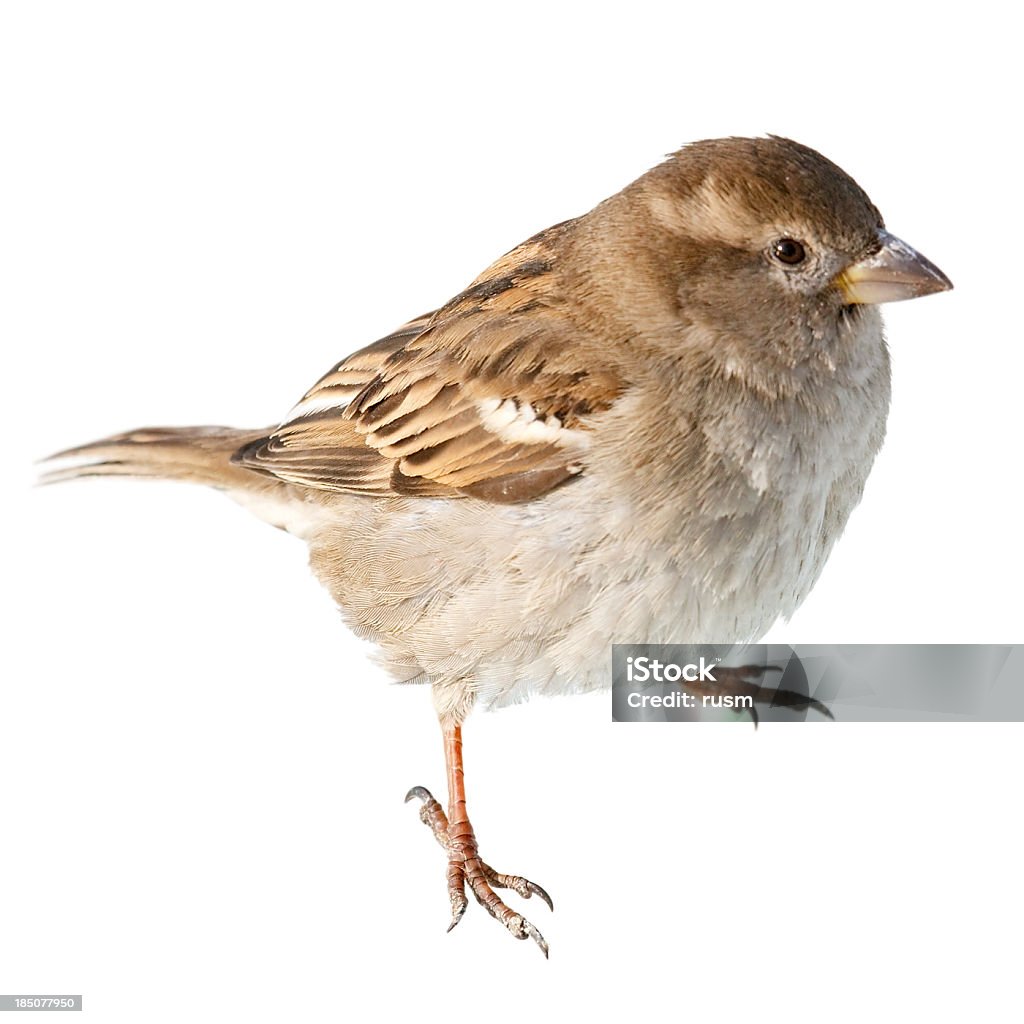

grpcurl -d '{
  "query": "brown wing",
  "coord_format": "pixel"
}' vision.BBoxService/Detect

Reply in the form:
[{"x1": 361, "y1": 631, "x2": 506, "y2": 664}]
[{"x1": 233, "y1": 226, "x2": 625, "y2": 503}]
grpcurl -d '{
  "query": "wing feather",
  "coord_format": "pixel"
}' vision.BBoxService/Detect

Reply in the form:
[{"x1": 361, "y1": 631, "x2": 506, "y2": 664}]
[{"x1": 232, "y1": 225, "x2": 625, "y2": 503}]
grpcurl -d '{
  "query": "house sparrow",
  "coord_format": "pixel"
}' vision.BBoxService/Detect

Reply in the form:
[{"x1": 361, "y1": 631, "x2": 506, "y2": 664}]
[{"x1": 41, "y1": 135, "x2": 952, "y2": 956}]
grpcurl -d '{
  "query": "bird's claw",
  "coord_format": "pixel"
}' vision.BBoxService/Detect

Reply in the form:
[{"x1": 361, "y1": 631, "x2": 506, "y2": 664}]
[
  {"x1": 446, "y1": 870, "x2": 468, "y2": 933},
  {"x1": 514, "y1": 915, "x2": 550, "y2": 958},
  {"x1": 690, "y1": 663, "x2": 833, "y2": 725},
  {"x1": 482, "y1": 863, "x2": 554, "y2": 911},
  {"x1": 406, "y1": 783, "x2": 553, "y2": 956}
]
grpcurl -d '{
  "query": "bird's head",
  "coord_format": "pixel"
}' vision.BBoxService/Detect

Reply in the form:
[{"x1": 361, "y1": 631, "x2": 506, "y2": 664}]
[{"x1": 611, "y1": 135, "x2": 952, "y2": 377}]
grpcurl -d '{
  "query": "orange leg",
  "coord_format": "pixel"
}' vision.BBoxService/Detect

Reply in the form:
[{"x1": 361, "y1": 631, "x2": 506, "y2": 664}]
[{"x1": 406, "y1": 723, "x2": 552, "y2": 956}]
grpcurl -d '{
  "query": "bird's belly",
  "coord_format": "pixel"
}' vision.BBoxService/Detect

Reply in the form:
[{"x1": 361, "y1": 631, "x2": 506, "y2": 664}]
[
  {"x1": 486, "y1": 471, "x2": 842, "y2": 705},
  {"x1": 311, "y1": 458, "x2": 853, "y2": 710}
]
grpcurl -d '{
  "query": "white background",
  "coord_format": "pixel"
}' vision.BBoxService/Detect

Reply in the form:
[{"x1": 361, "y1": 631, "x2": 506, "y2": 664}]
[{"x1": 2, "y1": 2, "x2": 1021, "y2": 1022}]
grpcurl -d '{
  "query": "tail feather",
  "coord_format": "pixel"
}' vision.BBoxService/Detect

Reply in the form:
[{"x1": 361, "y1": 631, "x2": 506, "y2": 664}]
[{"x1": 39, "y1": 426, "x2": 273, "y2": 490}]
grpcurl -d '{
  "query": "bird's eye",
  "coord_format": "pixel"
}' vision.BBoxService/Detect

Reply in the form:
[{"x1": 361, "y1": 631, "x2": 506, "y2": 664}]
[{"x1": 772, "y1": 238, "x2": 807, "y2": 266}]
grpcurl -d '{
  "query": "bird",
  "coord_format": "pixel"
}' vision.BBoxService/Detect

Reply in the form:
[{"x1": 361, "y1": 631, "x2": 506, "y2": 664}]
[{"x1": 40, "y1": 135, "x2": 952, "y2": 957}]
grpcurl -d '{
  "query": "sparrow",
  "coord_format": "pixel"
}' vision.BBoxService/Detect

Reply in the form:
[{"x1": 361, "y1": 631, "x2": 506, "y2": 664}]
[{"x1": 41, "y1": 135, "x2": 952, "y2": 956}]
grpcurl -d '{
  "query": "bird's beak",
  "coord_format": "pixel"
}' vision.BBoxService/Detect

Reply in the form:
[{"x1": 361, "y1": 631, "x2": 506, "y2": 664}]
[{"x1": 836, "y1": 230, "x2": 953, "y2": 304}]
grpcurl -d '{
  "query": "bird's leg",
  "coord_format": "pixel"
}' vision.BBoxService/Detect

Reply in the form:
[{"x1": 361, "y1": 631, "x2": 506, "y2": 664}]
[
  {"x1": 684, "y1": 664, "x2": 833, "y2": 725},
  {"x1": 405, "y1": 722, "x2": 552, "y2": 957}
]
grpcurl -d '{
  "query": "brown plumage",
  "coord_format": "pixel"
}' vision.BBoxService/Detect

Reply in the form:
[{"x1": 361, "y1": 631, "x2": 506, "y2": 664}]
[
  {"x1": 41, "y1": 136, "x2": 952, "y2": 956},
  {"x1": 235, "y1": 223, "x2": 625, "y2": 502}
]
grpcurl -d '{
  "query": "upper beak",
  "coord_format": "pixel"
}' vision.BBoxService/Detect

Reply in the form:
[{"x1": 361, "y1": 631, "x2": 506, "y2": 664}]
[{"x1": 836, "y1": 230, "x2": 953, "y2": 304}]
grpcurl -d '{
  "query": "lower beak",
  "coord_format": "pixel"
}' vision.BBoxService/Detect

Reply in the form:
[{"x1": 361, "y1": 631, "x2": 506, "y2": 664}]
[{"x1": 836, "y1": 230, "x2": 953, "y2": 304}]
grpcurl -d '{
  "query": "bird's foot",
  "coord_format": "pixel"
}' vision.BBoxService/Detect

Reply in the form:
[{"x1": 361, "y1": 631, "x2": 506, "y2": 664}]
[
  {"x1": 404, "y1": 786, "x2": 552, "y2": 957},
  {"x1": 689, "y1": 663, "x2": 834, "y2": 726}
]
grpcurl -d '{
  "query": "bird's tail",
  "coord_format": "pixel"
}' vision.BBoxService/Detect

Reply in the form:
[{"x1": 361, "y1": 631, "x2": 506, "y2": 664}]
[{"x1": 38, "y1": 425, "x2": 272, "y2": 490}]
